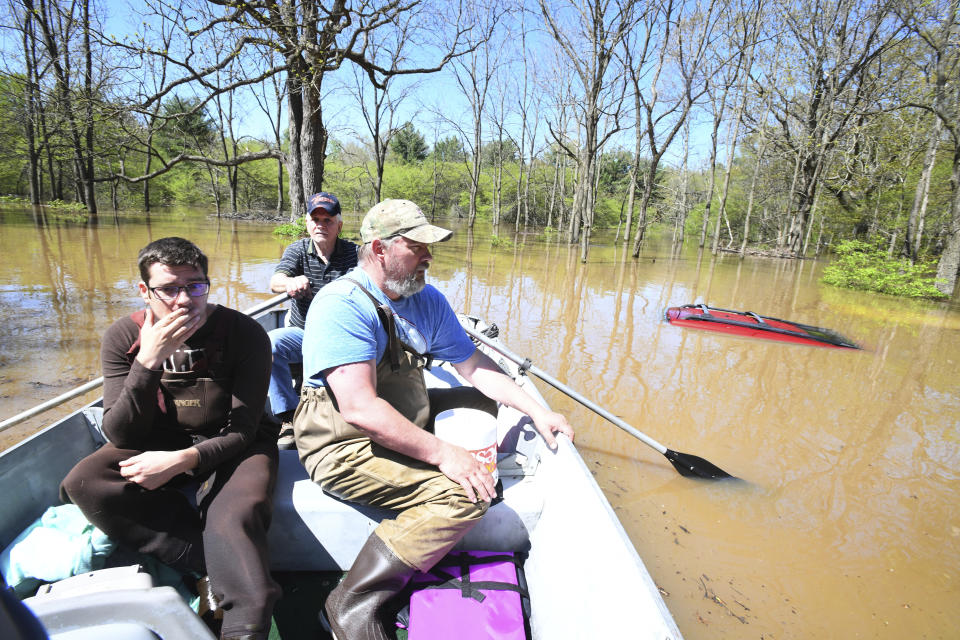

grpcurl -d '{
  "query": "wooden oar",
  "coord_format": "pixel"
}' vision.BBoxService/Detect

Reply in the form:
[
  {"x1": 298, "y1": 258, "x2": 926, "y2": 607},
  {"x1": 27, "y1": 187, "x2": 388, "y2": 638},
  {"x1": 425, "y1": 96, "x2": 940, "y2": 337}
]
[{"x1": 462, "y1": 323, "x2": 738, "y2": 481}]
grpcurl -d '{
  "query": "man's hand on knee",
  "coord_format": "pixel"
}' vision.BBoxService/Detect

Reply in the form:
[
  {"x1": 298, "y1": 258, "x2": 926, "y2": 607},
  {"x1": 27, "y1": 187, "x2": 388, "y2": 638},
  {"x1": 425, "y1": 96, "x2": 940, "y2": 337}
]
[{"x1": 436, "y1": 440, "x2": 496, "y2": 504}]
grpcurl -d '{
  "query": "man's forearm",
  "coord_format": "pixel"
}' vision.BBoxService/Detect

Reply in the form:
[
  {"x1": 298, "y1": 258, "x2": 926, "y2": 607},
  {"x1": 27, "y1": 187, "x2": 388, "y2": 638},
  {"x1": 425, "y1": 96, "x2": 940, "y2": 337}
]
[
  {"x1": 270, "y1": 272, "x2": 291, "y2": 293},
  {"x1": 465, "y1": 364, "x2": 547, "y2": 421}
]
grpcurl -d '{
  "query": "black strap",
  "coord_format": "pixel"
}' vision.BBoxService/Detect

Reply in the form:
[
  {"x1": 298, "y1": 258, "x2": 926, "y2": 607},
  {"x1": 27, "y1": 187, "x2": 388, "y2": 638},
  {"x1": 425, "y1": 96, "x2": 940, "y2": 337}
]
[
  {"x1": 518, "y1": 358, "x2": 533, "y2": 375},
  {"x1": 416, "y1": 553, "x2": 528, "y2": 602}
]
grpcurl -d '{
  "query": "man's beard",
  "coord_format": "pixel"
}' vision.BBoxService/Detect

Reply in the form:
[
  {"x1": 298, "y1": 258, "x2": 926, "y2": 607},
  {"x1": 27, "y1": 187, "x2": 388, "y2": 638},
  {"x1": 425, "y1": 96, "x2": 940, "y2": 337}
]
[{"x1": 385, "y1": 265, "x2": 426, "y2": 298}]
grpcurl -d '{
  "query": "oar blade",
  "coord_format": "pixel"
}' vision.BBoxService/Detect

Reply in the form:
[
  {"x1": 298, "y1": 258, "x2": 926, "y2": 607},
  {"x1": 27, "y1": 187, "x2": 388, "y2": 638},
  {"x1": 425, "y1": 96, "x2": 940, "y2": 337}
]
[{"x1": 664, "y1": 449, "x2": 737, "y2": 481}]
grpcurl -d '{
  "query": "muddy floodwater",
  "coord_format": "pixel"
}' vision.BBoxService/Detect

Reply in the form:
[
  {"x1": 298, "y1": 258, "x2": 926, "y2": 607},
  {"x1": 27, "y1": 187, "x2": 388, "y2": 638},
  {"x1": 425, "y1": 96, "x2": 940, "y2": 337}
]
[{"x1": 2, "y1": 205, "x2": 958, "y2": 639}]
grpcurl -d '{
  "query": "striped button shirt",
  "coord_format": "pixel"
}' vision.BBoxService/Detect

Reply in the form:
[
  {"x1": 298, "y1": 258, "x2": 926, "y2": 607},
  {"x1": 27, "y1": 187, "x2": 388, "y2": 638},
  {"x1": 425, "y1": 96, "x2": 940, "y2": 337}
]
[{"x1": 274, "y1": 237, "x2": 359, "y2": 328}]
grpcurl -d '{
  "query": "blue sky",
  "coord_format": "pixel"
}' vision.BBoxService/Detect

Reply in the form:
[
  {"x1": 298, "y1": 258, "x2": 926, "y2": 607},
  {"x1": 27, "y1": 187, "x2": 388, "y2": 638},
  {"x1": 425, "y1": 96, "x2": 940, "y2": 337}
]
[{"x1": 6, "y1": 0, "x2": 718, "y2": 169}]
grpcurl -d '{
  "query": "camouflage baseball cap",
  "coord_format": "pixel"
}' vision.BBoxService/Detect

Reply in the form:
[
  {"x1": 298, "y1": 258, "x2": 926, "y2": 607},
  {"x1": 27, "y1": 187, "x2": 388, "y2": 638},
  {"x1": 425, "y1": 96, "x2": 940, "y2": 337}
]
[
  {"x1": 360, "y1": 199, "x2": 452, "y2": 244},
  {"x1": 306, "y1": 192, "x2": 341, "y2": 216}
]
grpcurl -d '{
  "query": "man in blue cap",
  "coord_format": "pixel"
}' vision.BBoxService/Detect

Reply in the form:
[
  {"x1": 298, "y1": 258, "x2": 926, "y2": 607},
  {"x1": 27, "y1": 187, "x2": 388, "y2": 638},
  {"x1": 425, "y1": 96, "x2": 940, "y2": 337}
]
[{"x1": 268, "y1": 192, "x2": 358, "y2": 446}]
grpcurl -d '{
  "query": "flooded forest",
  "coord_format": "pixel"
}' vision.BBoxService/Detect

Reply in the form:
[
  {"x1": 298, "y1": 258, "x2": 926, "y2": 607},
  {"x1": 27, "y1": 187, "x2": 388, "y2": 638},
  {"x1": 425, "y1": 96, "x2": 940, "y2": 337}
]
[{"x1": 1, "y1": 1, "x2": 959, "y2": 638}]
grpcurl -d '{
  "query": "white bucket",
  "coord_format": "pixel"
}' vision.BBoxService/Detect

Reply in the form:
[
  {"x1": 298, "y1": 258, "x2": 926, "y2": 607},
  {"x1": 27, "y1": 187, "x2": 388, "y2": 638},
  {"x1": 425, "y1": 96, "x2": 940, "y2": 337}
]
[{"x1": 434, "y1": 408, "x2": 499, "y2": 484}]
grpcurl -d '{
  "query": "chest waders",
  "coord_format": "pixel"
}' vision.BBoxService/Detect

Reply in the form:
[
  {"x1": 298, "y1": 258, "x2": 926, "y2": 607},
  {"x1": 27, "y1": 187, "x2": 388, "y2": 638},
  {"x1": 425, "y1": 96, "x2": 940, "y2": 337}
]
[
  {"x1": 128, "y1": 308, "x2": 239, "y2": 502},
  {"x1": 294, "y1": 278, "x2": 433, "y2": 479},
  {"x1": 305, "y1": 280, "x2": 465, "y2": 640}
]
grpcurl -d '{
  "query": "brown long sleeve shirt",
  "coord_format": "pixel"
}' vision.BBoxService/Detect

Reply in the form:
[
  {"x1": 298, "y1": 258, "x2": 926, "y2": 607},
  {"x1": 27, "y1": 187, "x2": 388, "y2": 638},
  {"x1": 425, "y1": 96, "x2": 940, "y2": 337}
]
[{"x1": 100, "y1": 305, "x2": 272, "y2": 475}]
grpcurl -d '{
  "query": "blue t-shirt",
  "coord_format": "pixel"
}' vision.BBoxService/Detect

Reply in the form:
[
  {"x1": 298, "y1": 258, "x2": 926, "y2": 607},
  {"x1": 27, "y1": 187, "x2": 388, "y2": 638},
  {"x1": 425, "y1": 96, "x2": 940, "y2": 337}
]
[{"x1": 302, "y1": 268, "x2": 476, "y2": 388}]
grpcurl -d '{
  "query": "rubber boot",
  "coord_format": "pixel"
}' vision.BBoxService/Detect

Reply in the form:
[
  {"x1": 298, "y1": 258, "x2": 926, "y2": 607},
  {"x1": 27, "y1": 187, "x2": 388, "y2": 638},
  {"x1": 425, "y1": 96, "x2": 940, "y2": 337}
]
[{"x1": 323, "y1": 533, "x2": 416, "y2": 640}]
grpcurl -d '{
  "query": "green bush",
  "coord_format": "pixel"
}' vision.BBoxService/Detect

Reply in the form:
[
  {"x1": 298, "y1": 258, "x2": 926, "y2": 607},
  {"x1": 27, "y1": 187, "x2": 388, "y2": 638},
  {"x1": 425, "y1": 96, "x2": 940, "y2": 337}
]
[
  {"x1": 47, "y1": 199, "x2": 88, "y2": 211},
  {"x1": 273, "y1": 217, "x2": 307, "y2": 238},
  {"x1": 490, "y1": 234, "x2": 516, "y2": 248},
  {"x1": 821, "y1": 239, "x2": 947, "y2": 299}
]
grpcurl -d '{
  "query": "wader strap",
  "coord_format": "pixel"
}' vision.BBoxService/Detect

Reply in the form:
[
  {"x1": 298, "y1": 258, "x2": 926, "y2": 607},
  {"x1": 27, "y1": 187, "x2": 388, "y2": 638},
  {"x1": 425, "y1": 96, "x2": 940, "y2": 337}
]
[
  {"x1": 342, "y1": 277, "x2": 433, "y2": 372},
  {"x1": 342, "y1": 278, "x2": 404, "y2": 372}
]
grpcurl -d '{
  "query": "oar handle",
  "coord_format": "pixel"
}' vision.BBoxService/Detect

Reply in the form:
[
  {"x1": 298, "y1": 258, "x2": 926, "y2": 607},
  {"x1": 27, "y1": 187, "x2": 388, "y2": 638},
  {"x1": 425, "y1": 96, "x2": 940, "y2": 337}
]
[{"x1": 463, "y1": 325, "x2": 669, "y2": 456}]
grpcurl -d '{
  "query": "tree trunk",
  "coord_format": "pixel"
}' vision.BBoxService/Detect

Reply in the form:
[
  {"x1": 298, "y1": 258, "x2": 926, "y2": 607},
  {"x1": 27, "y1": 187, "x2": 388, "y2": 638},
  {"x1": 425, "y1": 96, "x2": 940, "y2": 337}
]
[
  {"x1": 22, "y1": 8, "x2": 41, "y2": 205},
  {"x1": 904, "y1": 118, "x2": 942, "y2": 263},
  {"x1": 741, "y1": 137, "x2": 767, "y2": 257},
  {"x1": 574, "y1": 142, "x2": 597, "y2": 262},
  {"x1": 567, "y1": 163, "x2": 579, "y2": 243},
  {"x1": 675, "y1": 118, "x2": 691, "y2": 251},
  {"x1": 802, "y1": 183, "x2": 823, "y2": 257},
  {"x1": 285, "y1": 70, "x2": 306, "y2": 221},
  {"x1": 624, "y1": 79, "x2": 644, "y2": 244},
  {"x1": 630, "y1": 165, "x2": 657, "y2": 255},
  {"x1": 276, "y1": 158, "x2": 285, "y2": 216},
  {"x1": 699, "y1": 125, "x2": 721, "y2": 249},
  {"x1": 778, "y1": 154, "x2": 802, "y2": 253},
  {"x1": 712, "y1": 97, "x2": 745, "y2": 254},
  {"x1": 493, "y1": 143, "x2": 503, "y2": 226},
  {"x1": 547, "y1": 152, "x2": 560, "y2": 228},
  {"x1": 557, "y1": 155, "x2": 566, "y2": 233},
  {"x1": 934, "y1": 151, "x2": 960, "y2": 296},
  {"x1": 80, "y1": 0, "x2": 97, "y2": 214},
  {"x1": 468, "y1": 124, "x2": 482, "y2": 226}
]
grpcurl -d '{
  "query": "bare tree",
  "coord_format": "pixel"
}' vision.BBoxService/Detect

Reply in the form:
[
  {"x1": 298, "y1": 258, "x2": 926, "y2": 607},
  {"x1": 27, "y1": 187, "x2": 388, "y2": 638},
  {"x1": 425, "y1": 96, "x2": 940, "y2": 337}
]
[
  {"x1": 740, "y1": 92, "x2": 774, "y2": 257},
  {"x1": 620, "y1": 4, "x2": 657, "y2": 244},
  {"x1": 540, "y1": 0, "x2": 639, "y2": 262},
  {"x1": 441, "y1": 0, "x2": 503, "y2": 226},
  {"x1": 4, "y1": 0, "x2": 44, "y2": 203},
  {"x1": 346, "y1": 17, "x2": 421, "y2": 203},
  {"x1": 903, "y1": 115, "x2": 943, "y2": 263},
  {"x1": 760, "y1": 0, "x2": 906, "y2": 256},
  {"x1": 710, "y1": 0, "x2": 763, "y2": 254},
  {"x1": 907, "y1": 4, "x2": 960, "y2": 295},
  {"x1": 140, "y1": 18, "x2": 174, "y2": 213},
  {"x1": 103, "y1": 0, "x2": 476, "y2": 219},
  {"x1": 485, "y1": 71, "x2": 513, "y2": 227},
  {"x1": 248, "y1": 52, "x2": 288, "y2": 216},
  {"x1": 29, "y1": 0, "x2": 100, "y2": 212},
  {"x1": 631, "y1": 0, "x2": 723, "y2": 257}
]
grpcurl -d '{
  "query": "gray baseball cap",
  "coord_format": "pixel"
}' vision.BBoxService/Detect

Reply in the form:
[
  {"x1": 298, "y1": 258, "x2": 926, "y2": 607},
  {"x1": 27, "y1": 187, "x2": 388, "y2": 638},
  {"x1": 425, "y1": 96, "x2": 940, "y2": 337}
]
[{"x1": 360, "y1": 199, "x2": 453, "y2": 244}]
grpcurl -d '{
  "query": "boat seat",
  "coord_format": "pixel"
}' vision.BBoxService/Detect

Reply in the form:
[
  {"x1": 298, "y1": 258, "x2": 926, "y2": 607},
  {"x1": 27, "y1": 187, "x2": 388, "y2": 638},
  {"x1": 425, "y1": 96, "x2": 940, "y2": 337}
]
[
  {"x1": 22, "y1": 565, "x2": 214, "y2": 640},
  {"x1": 266, "y1": 361, "x2": 548, "y2": 571},
  {"x1": 267, "y1": 445, "x2": 544, "y2": 571}
]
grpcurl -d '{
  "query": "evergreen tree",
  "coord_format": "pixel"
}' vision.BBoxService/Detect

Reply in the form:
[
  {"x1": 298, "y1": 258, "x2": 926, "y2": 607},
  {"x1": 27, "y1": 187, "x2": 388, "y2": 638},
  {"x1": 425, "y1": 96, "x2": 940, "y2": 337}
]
[{"x1": 391, "y1": 122, "x2": 428, "y2": 164}]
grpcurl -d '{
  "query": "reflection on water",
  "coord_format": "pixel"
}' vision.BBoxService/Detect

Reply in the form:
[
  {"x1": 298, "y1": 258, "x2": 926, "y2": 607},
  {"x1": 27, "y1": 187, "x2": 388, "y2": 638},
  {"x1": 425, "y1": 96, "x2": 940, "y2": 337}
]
[{"x1": 1, "y1": 205, "x2": 958, "y2": 639}]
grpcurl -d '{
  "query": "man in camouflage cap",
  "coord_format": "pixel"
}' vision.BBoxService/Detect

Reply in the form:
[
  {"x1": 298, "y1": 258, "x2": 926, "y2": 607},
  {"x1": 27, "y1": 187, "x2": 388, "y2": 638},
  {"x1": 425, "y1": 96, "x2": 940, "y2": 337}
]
[
  {"x1": 359, "y1": 198, "x2": 453, "y2": 244},
  {"x1": 294, "y1": 199, "x2": 574, "y2": 639}
]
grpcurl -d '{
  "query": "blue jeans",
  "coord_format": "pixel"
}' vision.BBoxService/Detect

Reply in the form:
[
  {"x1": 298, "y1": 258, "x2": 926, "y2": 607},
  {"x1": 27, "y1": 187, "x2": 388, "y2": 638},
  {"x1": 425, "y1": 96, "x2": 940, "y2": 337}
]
[{"x1": 268, "y1": 326, "x2": 303, "y2": 417}]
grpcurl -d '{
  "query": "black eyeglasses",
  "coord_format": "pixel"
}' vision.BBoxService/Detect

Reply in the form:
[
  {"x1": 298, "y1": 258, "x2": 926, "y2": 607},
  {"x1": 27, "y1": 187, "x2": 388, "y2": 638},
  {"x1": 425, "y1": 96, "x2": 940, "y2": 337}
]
[{"x1": 148, "y1": 281, "x2": 210, "y2": 301}]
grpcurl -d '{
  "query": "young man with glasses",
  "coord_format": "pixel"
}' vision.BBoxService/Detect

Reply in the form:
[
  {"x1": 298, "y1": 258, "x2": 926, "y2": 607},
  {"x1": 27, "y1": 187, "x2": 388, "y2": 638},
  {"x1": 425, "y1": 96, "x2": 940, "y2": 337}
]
[{"x1": 60, "y1": 237, "x2": 281, "y2": 640}]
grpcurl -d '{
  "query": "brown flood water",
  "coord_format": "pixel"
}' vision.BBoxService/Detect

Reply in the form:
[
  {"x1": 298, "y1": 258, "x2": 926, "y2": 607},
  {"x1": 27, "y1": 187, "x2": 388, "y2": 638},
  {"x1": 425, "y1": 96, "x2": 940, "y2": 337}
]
[{"x1": 2, "y1": 205, "x2": 959, "y2": 639}]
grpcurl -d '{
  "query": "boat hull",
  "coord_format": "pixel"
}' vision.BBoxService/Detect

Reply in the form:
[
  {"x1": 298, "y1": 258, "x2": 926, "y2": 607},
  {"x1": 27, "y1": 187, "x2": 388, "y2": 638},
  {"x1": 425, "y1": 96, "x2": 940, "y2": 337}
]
[{"x1": 665, "y1": 304, "x2": 860, "y2": 349}]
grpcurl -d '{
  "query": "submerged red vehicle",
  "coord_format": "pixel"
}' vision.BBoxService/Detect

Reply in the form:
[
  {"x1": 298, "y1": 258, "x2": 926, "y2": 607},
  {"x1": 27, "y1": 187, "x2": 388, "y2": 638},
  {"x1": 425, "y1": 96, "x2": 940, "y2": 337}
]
[{"x1": 664, "y1": 304, "x2": 861, "y2": 349}]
